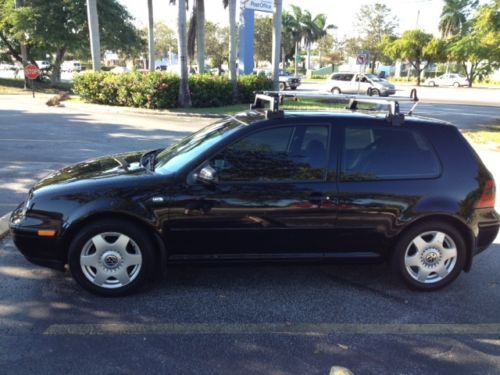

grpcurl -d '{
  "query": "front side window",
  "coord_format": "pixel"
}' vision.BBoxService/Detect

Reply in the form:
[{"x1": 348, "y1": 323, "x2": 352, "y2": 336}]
[
  {"x1": 210, "y1": 125, "x2": 329, "y2": 182},
  {"x1": 341, "y1": 126, "x2": 441, "y2": 181}
]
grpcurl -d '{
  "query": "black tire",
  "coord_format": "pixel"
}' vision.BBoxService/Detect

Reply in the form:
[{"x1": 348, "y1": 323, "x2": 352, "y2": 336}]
[
  {"x1": 368, "y1": 88, "x2": 380, "y2": 96},
  {"x1": 453, "y1": 82, "x2": 460, "y2": 88},
  {"x1": 68, "y1": 219, "x2": 155, "y2": 296},
  {"x1": 331, "y1": 87, "x2": 341, "y2": 94},
  {"x1": 279, "y1": 82, "x2": 286, "y2": 91},
  {"x1": 391, "y1": 221, "x2": 466, "y2": 291},
  {"x1": 291, "y1": 86, "x2": 297, "y2": 90},
  {"x1": 428, "y1": 81, "x2": 435, "y2": 87}
]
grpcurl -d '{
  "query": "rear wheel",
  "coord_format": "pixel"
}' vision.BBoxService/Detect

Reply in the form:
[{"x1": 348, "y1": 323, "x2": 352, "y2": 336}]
[
  {"x1": 392, "y1": 221, "x2": 466, "y2": 291},
  {"x1": 331, "y1": 87, "x2": 341, "y2": 94},
  {"x1": 68, "y1": 219, "x2": 155, "y2": 296},
  {"x1": 428, "y1": 81, "x2": 436, "y2": 87},
  {"x1": 453, "y1": 82, "x2": 460, "y2": 88}
]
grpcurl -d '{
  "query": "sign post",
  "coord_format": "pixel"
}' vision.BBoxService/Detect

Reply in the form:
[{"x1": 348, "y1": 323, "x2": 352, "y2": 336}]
[
  {"x1": 24, "y1": 64, "x2": 40, "y2": 98},
  {"x1": 356, "y1": 52, "x2": 369, "y2": 94}
]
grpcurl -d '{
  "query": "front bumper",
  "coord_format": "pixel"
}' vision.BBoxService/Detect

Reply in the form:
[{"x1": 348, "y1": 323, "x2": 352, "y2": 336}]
[{"x1": 9, "y1": 204, "x2": 66, "y2": 271}]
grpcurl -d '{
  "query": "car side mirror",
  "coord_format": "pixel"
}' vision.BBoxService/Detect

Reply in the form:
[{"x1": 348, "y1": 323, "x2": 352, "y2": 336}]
[{"x1": 197, "y1": 165, "x2": 219, "y2": 185}]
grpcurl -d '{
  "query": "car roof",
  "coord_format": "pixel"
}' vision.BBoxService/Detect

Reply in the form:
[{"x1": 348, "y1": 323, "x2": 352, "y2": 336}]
[{"x1": 235, "y1": 110, "x2": 453, "y2": 128}]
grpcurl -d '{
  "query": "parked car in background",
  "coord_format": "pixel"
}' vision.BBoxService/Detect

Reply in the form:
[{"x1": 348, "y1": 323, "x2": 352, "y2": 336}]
[
  {"x1": 36, "y1": 60, "x2": 51, "y2": 71},
  {"x1": 324, "y1": 72, "x2": 396, "y2": 96},
  {"x1": 61, "y1": 60, "x2": 82, "y2": 72},
  {"x1": 425, "y1": 74, "x2": 469, "y2": 87},
  {"x1": 0, "y1": 62, "x2": 15, "y2": 70},
  {"x1": 254, "y1": 69, "x2": 301, "y2": 90},
  {"x1": 155, "y1": 65, "x2": 168, "y2": 71},
  {"x1": 110, "y1": 66, "x2": 130, "y2": 74}
]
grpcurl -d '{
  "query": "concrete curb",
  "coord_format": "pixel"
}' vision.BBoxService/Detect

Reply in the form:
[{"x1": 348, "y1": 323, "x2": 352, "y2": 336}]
[
  {"x1": 0, "y1": 213, "x2": 10, "y2": 240},
  {"x1": 64, "y1": 99, "x2": 227, "y2": 119}
]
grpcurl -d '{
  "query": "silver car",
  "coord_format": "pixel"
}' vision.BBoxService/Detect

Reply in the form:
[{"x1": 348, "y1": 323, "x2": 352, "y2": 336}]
[
  {"x1": 324, "y1": 72, "x2": 396, "y2": 96},
  {"x1": 425, "y1": 74, "x2": 469, "y2": 87}
]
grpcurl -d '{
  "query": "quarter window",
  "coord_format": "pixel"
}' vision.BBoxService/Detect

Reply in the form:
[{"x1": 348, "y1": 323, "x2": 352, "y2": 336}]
[
  {"x1": 341, "y1": 126, "x2": 441, "y2": 181},
  {"x1": 211, "y1": 125, "x2": 329, "y2": 182}
]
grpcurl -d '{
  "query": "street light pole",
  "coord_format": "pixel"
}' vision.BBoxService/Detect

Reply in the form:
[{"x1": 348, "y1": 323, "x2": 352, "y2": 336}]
[
  {"x1": 272, "y1": 0, "x2": 283, "y2": 91},
  {"x1": 86, "y1": 0, "x2": 101, "y2": 71}
]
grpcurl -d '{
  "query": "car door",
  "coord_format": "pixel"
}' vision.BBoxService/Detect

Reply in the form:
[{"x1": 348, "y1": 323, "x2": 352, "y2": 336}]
[
  {"x1": 165, "y1": 123, "x2": 338, "y2": 258},
  {"x1": 335, "y1": 121, "x2": 442, "y2": 256}
]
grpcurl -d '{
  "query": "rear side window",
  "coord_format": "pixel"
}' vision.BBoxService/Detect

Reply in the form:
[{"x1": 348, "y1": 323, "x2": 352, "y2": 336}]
[{"x1": 341, "y1": 126, "x2": 441, "y2": 181}]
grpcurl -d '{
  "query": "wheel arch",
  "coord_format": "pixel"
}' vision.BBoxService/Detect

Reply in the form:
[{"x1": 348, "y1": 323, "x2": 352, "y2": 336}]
[
  {"x1": 62, "y1": 212, "x2": 167, "y2": 279},
  {"x1": 394, "y1": 214, "x2": 475, "y2": 272}
]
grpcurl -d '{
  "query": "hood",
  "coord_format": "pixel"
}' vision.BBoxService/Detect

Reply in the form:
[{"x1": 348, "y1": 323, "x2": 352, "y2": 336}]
[{"x1": 32, "y1": 151, "x2": 150, "y2": 193}]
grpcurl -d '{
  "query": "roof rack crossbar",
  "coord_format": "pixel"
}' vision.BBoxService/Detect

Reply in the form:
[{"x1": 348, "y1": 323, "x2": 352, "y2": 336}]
[{"x1": 251, "y1": 90, "x2": 419, "y2": 125}]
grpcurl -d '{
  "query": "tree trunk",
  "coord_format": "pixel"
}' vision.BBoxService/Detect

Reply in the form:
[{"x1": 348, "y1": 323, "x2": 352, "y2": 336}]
[
  {"x1": 147, "y1": 0, "x2": 155, "y2": 71},
  {"x1": 50, "y1": 47, "x2": 66, "y2": 84},
  {"x1": 196, "y1": 0, "x2": 205, "y2": 74},
  {"x1": 306, "y1": 43, "x2": 311, "y2": 71},
  {"x1": 415, "y1": 58, "x2": 421, "y2": 86},
  {"x1": 228, "y1": 0, "x2": 237, "y2": 102},
  {"x1": 294, "y1": 40, "x2": 299, "y2": 76},
  {"x1": 177, "y1": 0, "x2": 192, "y2": 107},
  {"x1": 271, "y1": 0, "x2": 282, "y2": 91},
  {"x1": 86, "y1": 0, "x2": 101, "y2": 71}
]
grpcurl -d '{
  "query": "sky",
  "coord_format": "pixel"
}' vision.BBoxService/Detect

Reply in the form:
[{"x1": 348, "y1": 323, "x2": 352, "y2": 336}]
[{"x1": 118, "y1": 0, "x2": 445, "y2": 38}]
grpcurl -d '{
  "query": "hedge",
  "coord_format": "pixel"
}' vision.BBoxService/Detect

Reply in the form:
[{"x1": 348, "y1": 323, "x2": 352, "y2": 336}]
[{"x1": 73, "y1": 71, "x2": 272, "y2": 109}]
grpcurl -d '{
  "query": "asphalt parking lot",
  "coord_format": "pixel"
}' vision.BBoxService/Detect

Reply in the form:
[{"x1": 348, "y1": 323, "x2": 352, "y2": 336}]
[{"x1": 0, "y1": 91, "x2": 499, "y2": 374}]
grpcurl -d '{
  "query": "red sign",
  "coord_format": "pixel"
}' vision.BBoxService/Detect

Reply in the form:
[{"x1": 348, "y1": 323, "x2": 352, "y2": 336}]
[{"x1": 24, "y1": 64, "x2": 40, "y2": 80}]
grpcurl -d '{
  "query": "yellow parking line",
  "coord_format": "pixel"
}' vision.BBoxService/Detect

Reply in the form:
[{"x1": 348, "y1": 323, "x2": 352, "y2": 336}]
[{"x1": 44, "y1": 323, "x2": 500, "y2": 336}]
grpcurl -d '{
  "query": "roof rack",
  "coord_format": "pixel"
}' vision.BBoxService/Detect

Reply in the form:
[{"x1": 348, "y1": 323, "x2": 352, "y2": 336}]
[{"x1": 250, "y1": 89, "x2": 419, "y2": 126}]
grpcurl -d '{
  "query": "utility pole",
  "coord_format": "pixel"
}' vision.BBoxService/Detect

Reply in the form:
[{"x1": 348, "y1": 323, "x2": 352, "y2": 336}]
[
  {"x1": 272, "y1": 0, "x2": 283, "y2": 91},
  {"x1": 86, "y1": 0, "x2": 101, "y2": 71},
  {"x1": 415, "y1": 9, "x2": 420, "y2": 29},
  {"x1": 14, "y1": 0, "x2": 28, "y2": 89}
]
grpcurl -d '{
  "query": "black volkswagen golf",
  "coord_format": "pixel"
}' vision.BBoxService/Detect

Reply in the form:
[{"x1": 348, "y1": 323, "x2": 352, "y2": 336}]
[{"x1": 9, "y1": 95, "x2": 499, "y2": 295}]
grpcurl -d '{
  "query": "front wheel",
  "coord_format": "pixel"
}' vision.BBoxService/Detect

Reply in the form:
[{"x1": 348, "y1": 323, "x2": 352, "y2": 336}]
[
  {"x1": 68, "y1": 219, "x2": 155, "y2": 296},
  {"x1": 391, "y1": 221, "x2": 466, "y2": 291},
  {"x1": 331, "y1": 87, "x2": 341, "y2": 94},
  {"x1": 453, "y1": 82, "x2": 460, "y2": 88},
  {"x1": 428, "y1": 81, "x2": 435, "y2": 87},
  {"x1": 279, "y1": 82, "x2": 286, "y2": 91}
]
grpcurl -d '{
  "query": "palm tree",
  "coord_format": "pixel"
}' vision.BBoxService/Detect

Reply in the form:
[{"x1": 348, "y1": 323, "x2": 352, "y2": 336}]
[
  {"x1": 170, "y1": 0, "x2": 191, "y2": 107},
  {"x1": 223, "y1": 0, "x2": 237, "y2": 101},
  {"x1": 147, "y1": 0, "x2": 155, "y2": 71},
  {"x1": 286, "y1": 5, "x2": 305, "y2": 75},
  {"x1": 303, "y1": 13, "x2": 335, "y2": 70},
  {"x1": 439, "y1": 0, "x2": 475, "y2": 38},
  {"x1": 187, "y1": 0, "x2": 205, "y2": 73}
]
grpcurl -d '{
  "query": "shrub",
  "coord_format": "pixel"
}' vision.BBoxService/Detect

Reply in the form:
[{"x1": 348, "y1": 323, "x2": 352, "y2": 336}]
[
  {"x1": 237, "y1": 74, "x2": 273, "y2": 103},
  {"x1": 189, "y1": 74, "x2": 232, "y2": 107},
  {"x1": 73, "y1": 71, "x2": 273, "y2": 109}
]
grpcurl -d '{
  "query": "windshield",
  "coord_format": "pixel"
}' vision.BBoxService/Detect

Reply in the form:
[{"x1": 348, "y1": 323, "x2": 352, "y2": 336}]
[
  {"x1": 154, "y1": 118, "x2": 245, "y2": 175},
  {"x1": 365, "y1": 74, "x2": 382, "y2": 82}
]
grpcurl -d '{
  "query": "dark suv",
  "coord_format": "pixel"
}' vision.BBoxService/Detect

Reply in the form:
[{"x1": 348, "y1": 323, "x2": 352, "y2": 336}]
[{"x1": 9, "y1": 94, "x2": 499, "y2": 296}]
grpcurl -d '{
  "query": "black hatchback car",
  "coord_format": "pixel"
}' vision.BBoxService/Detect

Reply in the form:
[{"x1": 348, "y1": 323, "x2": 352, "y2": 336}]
[{"x1": 10, "y1": 94, "x2": 499, "y2": 295}]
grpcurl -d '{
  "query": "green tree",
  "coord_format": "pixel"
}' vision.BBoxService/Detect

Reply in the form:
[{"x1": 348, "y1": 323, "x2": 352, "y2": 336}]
[
  {"x1": 439, "y1": 0, "x2": 477, "y2": 38},
  {"x1": 205, "y1": 21, "x2": 228, "y2": 74},
  {"x1": 384, "y1": 30, "x2": 446, "y2": 86},
  {"x1": 350, "y1": 3, "x2": 398, "y2": 73},
  {"x1": 254, "y1": 15, "x2": 272, "y2": 63},
  {"x1": 150, "y1": 22, "x2": 177, "y2": 59},
  {"x1": 0, "y1": 0, "x2": 143, "y2": 83},
  {"x1": 448, "y1": 1, "x2": 500, "y2": 86}
]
